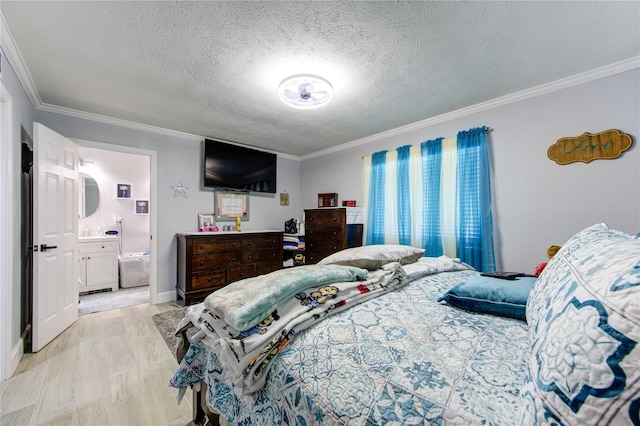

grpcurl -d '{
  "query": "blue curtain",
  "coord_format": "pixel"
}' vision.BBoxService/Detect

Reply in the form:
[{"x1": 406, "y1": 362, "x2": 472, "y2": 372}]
[
  {"x1": 456, "y1": 127, "x2": 495, "y2": 271},
  {"x1": 366, "y1": 150, "x2": 387, "y2": 244},
  {"x1": 396, "y1": 145, "x2": 412, "y2": 245},
  {"x1": 421, "y1": 138, "x2": 443, "y2": 257},
  {"x1": 363, "y1": 127, "x2": 496, "y2": 272}
]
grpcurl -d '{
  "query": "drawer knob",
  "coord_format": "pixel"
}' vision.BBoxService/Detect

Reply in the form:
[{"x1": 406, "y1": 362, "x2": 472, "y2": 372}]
[
  {"x1": 199, "y1": 245, "x2": 204, "y2": 250},
  {"x1": 199, "y1": 261, "x2": 204, "y2": 266},
  {"x1": 332, "y1": 217, "x2": 337, "y2": 222},
  {"x1": 248, "y1": 242, "x2": 252, "y2": 246},
  {"x1": 207, "y1": 277, "x2": 212, "y2": 282},
  {"x1": 248, "y1": 255, "x2": 252, "y2": 260}
]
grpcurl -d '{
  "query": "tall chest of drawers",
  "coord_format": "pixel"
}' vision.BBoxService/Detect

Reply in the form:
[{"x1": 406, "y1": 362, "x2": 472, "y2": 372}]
[
  {"x1": 176, "y1": 231, "x2": 283, "y2": 305},
  {"x1": 304, "y1": 208, "x2": 363, "y2": 264}
]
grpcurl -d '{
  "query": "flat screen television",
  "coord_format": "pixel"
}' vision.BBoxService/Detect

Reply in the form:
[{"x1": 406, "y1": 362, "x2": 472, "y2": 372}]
[{"x1": 203, "y1": 138, "x2": 277, "y2": 193}]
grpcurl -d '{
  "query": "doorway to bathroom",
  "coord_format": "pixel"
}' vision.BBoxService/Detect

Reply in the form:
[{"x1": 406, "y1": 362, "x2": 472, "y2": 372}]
[{"x1": 77, "y1": 142, "x2": 154, "y2": 315}]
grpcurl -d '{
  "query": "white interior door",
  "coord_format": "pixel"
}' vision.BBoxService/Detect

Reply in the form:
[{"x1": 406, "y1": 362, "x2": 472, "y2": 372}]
[{"x1": 32, "y1": 123, "x2": 79, "y2": 352}]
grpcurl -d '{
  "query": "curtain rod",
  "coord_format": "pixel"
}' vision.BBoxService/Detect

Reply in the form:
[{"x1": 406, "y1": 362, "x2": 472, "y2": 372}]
[{"x1": 362, "y1": 126, "x2": 492, "y2": 159}]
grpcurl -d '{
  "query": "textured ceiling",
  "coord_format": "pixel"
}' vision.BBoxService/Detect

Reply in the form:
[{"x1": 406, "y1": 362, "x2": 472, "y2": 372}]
[{"x1": 2, "y1": 1, "x2": 639, "y2": 156}]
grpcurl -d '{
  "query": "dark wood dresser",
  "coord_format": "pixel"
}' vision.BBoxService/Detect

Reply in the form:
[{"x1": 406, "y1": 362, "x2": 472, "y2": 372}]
[
  {"x1": 176, "y1": 231, "x2": 283, "y2": 305},
  {"x1": 304, "y1": 208, "x2": 363, "y2": 264}
]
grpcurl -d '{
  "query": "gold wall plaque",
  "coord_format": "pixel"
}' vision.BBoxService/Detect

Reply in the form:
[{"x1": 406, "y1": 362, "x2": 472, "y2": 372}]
[{"x1": 548, "y1": 129, "x2": 633, "y2": 165}]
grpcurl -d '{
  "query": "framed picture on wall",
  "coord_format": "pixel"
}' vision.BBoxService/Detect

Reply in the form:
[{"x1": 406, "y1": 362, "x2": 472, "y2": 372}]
[
  {"x1": 117, "y1": 183, "x2": 131, "y2": 198},
  {"x1": 135, "y1": 200, "x2": 149, "y2": 215},
  {"x1": 214, "y1": 190, "x2": 249, "y2": 221}
]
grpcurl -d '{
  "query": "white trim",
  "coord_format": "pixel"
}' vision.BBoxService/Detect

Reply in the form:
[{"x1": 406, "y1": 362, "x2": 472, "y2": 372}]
[
  {"x1": 71, "y1": 139, "x2": 162, "y2": 305},
  {"x1": 301, "y1": 56, "x2": 640, "y2": 160},
  {"x1": 1, "y1": 80, "x2": 17, "y2": 381},
  {"x1": 155, "y1": 290, "x2": 176, "y2": 305},
  {"x1": 0, "y1": 12, "x2": 41, "y2": 107}
]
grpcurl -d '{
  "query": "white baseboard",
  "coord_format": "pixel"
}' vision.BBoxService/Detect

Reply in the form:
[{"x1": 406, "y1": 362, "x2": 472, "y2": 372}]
[
  {"x1": 154, "y1": 290, "x2": 176, "y2": 305},
  {"x1": 8, "y1": 337, "x2": 24, "y2": 379}
]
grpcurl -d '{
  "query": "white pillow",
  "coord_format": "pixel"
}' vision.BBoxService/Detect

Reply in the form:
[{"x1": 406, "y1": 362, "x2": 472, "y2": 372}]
[{"x1": 318, "y1": 244, "x2": 425, "y2": 270}]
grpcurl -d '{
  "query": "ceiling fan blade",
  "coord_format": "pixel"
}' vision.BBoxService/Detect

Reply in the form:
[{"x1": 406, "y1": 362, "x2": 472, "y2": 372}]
[{"x1": 284, "y1": 88, "x2": 301, "y2": 100}]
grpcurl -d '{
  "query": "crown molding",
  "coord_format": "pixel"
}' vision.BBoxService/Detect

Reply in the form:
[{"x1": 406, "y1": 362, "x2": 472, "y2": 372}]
[
  {"x1": 1, "y1": 12, "x2": 41, "y2": 107},
  {"x1": 301, "y1": 56, "x2": 640, "y2": 160}
]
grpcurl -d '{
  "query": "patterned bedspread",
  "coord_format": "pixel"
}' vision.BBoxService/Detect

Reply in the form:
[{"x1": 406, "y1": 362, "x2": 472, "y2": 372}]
[{"x1": 172, "y1": 266, "x2": 530, "y2": 425}]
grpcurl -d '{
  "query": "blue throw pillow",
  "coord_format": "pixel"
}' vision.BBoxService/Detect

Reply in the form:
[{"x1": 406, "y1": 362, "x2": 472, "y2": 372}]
[{"x1": 438, "y1": 275, "x2": 537, "y2": 320}]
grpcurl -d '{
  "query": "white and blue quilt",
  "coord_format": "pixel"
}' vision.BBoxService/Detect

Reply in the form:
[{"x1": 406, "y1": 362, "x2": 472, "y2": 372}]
[{"x1": 171, "y1": 257, "x2": 531, "y2": 424}]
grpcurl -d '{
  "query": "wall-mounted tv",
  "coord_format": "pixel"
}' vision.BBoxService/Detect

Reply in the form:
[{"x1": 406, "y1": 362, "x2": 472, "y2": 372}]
[{"x1": 203, "y1": 138, "x2": 277, "y2": 193}]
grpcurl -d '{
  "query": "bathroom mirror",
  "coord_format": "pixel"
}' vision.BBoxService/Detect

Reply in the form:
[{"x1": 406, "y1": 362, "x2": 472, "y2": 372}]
[{"x1": 80, "y1": 173, "x2": 99, "y2": 218}]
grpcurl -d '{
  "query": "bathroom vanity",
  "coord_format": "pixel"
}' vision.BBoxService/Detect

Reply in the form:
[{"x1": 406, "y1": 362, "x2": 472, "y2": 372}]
[{"x1": 78, "y1": 236, "x2": 119, "y2": 293}]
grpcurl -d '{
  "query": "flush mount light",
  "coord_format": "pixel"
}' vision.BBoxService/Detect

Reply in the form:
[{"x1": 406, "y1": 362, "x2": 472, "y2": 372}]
[{"x1": 277, "y1": 74, "x2": 333, "y2": 109}]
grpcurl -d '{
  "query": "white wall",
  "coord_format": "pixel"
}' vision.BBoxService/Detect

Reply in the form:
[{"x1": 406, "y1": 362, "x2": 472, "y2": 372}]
[
  {"x1": 300, "y1": 69, "x2": 640, "y2": 273},
  {"x1": 78, "y1": 147, "x2": 150, "y2": 254}
]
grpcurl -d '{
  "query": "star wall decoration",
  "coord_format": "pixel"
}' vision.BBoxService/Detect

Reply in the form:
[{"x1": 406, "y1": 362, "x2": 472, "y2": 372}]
[{"x1": 171, "y1": 180, "x2": 190, "y2": 198}]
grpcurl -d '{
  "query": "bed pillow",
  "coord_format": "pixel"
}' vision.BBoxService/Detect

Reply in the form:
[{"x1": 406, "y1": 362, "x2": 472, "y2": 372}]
[
  {"x1": 437, "y1": 275, "x2": 536, "y2": 320},
  {"x1": 318, "y1": 244, "x2": 425, "y2": 270},
  {"x1": 519, "y1": 223, "x2": 640, "y2": 425}
]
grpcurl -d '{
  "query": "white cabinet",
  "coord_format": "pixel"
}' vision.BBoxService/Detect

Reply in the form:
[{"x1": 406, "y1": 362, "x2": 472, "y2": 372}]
[{"x1": 78, "y1": 237, "x2": 119, "y2": 293}]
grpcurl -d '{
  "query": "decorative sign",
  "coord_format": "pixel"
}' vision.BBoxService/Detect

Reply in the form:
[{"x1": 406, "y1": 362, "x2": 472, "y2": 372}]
[
  {"x1": 214, "y1": 191, "x2": 249, "y2": 221},
  {"x1": 547, "y1": 129, "x2": 633, "y2": 165}
]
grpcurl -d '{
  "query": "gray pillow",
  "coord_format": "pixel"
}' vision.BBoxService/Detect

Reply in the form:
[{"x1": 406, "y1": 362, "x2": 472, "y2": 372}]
[{"x1": 318, "y1": 244, "x2": 425, "y2": 270}]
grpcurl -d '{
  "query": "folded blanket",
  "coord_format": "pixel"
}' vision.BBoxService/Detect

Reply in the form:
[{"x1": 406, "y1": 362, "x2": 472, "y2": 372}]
[
  {"x1": 192, "y1": 262, "x2": 406, "y2": 394},
  {"x1": 204, "y1": 264, "x2": 367, "y2": 332}
]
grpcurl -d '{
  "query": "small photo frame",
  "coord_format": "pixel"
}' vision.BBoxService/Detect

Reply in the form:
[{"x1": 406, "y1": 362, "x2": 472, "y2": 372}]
[
  {"x1": 135, "y1": 200, "x2": 149, "y2": 215},
  {"x1": 198, "y1": 213, "x2": 216, "y2": 231},
  {"x1": 280, "y1": 192, "x2": 289, "y2": 206},
  {"x1": 214, "y1": 190, "x2": 249, "y2": 221},
  {"x1": 318, "y1": 193, "x2": 338, "y2": 207},
  {"x1": 117, "y1": 183, "x2": 131, "y2": 198}
]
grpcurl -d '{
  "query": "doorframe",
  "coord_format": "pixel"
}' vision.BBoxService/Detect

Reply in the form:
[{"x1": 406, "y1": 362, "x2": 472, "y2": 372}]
[
  {"x1": 1, "y1": 80, "x2": 17, "y2": 381},
  {"x1": 72, "y1": 139, "x2": 159, "y2": 304}
]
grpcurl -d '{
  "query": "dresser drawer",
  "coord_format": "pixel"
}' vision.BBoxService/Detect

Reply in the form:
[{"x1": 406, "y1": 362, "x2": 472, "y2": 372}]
[
  {"x1": 192, "y1": 237, "x2": 241, "y2": 254},
  {"x1": 256, "y1": 261, "x2": 281, "y2": 276},
  {"x1": 306, "y1": 233, "x2": 344, "y2": 252},
  {"x1": 192, "y1": 252, "x2": 241, "y2": 272},
  {"x1": 242, "y1": 249, "x2": 281, "y2": 264},
  {"x1": 305, "y1": 209, "x2": 345, "y2": 227},
  {"x1": 243, "y1": 234, "x2": 282, "y2": 250},
  {"x1": 306, "y1": 228, "x2": 343, "y2": 240},
  {"x1": 192, "y1": 270, "x2": 226, "y2": 290},
  {"x1": 227, "y1": 265, "x2": 257, "y2": 283}
]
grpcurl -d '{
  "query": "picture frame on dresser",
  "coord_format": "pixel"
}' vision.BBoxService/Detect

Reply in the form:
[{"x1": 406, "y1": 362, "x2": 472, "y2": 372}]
[
  {"x1": 198, "y1": 213, "x2": 215, "y2": 231},
  {"x1": 317, "y1": 193, "x2": 338, "y2": 207},
  {"x1": 214, "y1": 190, "x2": 249, "y2": 221}
]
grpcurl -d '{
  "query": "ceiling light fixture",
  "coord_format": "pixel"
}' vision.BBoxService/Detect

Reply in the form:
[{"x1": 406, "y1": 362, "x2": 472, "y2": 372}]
[{"x1": 277, "y1": 74, "x2": 333, "y2": 109}]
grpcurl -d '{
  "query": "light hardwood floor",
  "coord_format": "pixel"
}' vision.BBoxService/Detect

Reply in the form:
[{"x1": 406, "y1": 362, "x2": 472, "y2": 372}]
[{"x1": 0, "y1": 302, "x2": 194, "y2": 426}]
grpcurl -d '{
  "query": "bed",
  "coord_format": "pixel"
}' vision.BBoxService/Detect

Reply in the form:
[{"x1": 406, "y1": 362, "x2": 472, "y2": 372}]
[{"x1": 170, "y1": 223, "x2": 640, "y2": 425}]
